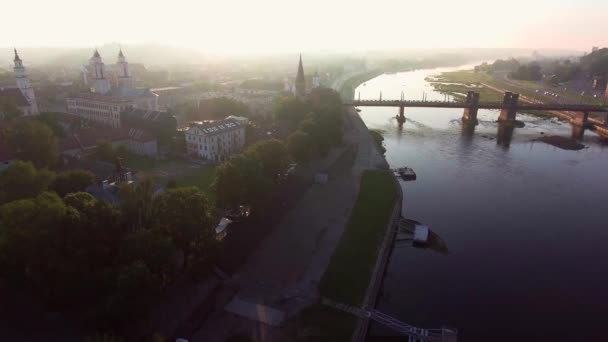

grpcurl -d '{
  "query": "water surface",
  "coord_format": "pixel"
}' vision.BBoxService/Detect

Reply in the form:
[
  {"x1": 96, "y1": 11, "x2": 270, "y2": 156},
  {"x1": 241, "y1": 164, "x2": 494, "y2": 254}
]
[{"x1": 357, "y1": 67, "x2": 608, "y2": 341}]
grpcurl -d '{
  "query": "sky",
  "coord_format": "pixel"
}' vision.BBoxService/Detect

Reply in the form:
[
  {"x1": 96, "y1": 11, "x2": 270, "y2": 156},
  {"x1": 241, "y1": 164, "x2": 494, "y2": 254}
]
[{"x1": 2, "y1": 0, "x2": 607, "y2": 54}]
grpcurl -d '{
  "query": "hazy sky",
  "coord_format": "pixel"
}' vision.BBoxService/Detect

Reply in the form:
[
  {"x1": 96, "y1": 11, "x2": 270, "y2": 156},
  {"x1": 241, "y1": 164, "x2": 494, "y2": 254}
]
[{"x1": 3, "y1": 0, "x2": 606, "y2": 54}]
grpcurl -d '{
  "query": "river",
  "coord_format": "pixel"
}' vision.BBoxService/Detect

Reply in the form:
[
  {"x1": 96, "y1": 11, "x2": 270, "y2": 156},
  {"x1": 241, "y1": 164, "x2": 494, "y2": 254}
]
[{"x1": 355, "y1": 66, "x2": 608, "y2": 341}]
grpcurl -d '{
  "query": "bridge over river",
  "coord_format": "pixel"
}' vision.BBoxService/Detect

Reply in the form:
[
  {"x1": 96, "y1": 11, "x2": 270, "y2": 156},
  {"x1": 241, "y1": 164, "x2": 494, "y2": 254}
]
[{"x1": 345, "y1": 91, "x2": 608, "y2": 133}]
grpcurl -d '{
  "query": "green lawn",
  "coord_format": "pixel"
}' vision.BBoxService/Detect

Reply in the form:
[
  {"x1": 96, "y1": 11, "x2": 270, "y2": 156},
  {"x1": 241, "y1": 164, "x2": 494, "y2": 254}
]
[
  {"x1": 121, "y1": 154, "x2": 163, "y2": 171},
  {"x1": 320, "y1": 170, "x2": 398, "y2": 305},
  {"x1": 175, "y1": 167, "x2": 216, "y2": 200}
]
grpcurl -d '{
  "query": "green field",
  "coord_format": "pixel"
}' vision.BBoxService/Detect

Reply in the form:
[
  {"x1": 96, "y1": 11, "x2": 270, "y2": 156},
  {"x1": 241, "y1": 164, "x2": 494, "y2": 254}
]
[
  {"x1": 174, "y1": 167, "x2": 216, "y2": 200},
  {"x1": 429, "y1": 70, "x2": 556, "y2": 117},
  {"x1": 320, "y1": 169, "x2": 398, "y2": 305},
  {"x1": 287, "y1": 170, "x2": 398, "y2": 341}
]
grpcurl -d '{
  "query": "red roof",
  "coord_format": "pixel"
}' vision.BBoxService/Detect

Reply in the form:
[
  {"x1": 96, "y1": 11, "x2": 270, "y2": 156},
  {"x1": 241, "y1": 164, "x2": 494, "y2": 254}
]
[{"x1": 0, "y1": 88, "x2": 29, "y2": 107}]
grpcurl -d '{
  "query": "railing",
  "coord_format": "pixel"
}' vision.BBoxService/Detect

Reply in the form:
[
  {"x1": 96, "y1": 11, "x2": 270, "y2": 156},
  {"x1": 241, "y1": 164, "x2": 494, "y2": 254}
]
[
  {"x1": 321, "y1": 298, "x2": 455, "y2": 341},
  {"x1": 345, "y1": 100, "x2": 608, "y2": 112}
]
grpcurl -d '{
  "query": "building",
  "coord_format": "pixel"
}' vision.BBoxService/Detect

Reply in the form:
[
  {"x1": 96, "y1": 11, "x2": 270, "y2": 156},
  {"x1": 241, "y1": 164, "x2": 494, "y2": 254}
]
[
  {"x1": 121, "y1": 107, "x2": 177, "y2": 143},
  {"x1": 62, "y1": 127, "x2": 158, "y2": 158},
  {"x1": 592, "y1": 46, "x2": 599, "y2": 53},
  {"x1": 185, "y1": 118, "x2": 245, "y2": 162},
  {"x1": 592, "y1": 76, "x2": 607, "y2": 91},
  {"x1": 312, "y1": 71, "x2": 321, "y2": 89},
  {"x1": 67, "y1": 49, "x2": 159, "y2": 128},
  {"x1": 82, "y1": 48, "x2": 140, "y2": 88},
  {"x1": 295, "y1": 54, "x2": 306, "y2": 98},
  {"x1": 0, "y1": 49, "x2": 38, "y2": 116}
]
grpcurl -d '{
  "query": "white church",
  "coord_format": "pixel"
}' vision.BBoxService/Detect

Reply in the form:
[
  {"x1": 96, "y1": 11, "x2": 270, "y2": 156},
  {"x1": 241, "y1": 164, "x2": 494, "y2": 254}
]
[
  {"x1": 0, "y1": 49, "x2": 39, "y2": 116},
  {"x1": 66, "y1": 49, "x2": 159, "y2": 128}
]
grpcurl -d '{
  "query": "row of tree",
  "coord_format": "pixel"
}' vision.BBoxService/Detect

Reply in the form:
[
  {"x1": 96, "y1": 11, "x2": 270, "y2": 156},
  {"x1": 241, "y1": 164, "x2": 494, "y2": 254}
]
[
  {"x1": 0, "y1": 161, "x2": 220, "y2": 330},
  {"x1": 1, "y1": 118, "x2": 61, "y2": 169},
  {"x1": 274, "y1": 88, "x2": 344, "y2": 162},
  {"x1": 213, "y1": 139, "x2": 288, "y2": 212},
  {"x1": 0, "y1": 161, "x2": 95, "y2": 203},
  {"x1": 211, "y1": 88, "x2": 345, "y2": 213}
]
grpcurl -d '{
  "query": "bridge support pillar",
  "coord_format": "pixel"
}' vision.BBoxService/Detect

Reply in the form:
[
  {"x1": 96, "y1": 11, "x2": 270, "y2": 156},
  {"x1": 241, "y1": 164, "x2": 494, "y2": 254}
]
[
  {"x1": 397, "y1": 105, "x2": 406, "y2": 124},
  {"x1": 498, "y1": 92, "x2": 519, "y2": 122},
  {"x1": 571, "y1": 111, "x2": 589, "y2": 126},
  {"x1": 462, "y1": 91, "x2": 480, "y2": 124},
  {"x1": 571, "y1": 125, "x2": 585, "y2": 141},
  {"x1": 497, "y1": 121, "x2": 515, "y2": 149}
]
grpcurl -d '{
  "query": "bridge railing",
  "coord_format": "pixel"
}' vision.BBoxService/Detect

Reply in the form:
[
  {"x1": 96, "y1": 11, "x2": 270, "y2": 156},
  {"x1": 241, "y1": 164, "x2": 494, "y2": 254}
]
[{"x1": 345, "y1": 100, "x2": 607, "y2": 112}]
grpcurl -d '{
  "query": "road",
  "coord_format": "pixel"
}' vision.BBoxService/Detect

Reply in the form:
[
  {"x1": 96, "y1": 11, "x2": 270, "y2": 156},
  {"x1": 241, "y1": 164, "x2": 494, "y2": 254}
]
[{"x1": 190, "y1": 107, "x2": 386, "y2": 342}]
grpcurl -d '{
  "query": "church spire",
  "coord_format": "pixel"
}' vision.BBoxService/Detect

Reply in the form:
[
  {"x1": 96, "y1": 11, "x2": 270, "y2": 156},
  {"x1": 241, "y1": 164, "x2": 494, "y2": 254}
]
[
  {"x1": 93, "y1": 49, "x2": 100, "y2": 58},
  {"x1": 295, "y1": 54, "x2": 306, "y2": 98},
  {"x1": 118, "y1": 47, "x2": 124, "y2": 58},
  {"x1": 14, "y1": 48, "x2": 21, "y2": 62}
]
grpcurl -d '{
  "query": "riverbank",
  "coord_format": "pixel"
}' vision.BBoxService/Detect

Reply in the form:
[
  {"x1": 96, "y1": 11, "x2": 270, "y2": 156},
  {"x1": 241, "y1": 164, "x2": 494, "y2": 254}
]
[
  {"x1": 338, "y1": 70, "x2": 384, "y2": 101},
  {"x1": 294, "y1": 170, "x2": 398, "y2": 341},
  {"x1": 428, "y1": 70, "x2": 555, "y2": 118}
]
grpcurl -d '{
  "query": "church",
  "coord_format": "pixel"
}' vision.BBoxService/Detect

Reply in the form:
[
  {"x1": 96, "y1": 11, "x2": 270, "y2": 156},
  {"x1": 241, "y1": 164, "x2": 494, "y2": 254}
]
[
  {"x1": 283, "y1": 55, "x2": 322, "y2": 97},
  {"x1": 66, "y1": 49, "x2": 159, "y2": 128},
  {"x1": 0, "y1": 49, "x2": 39, "y2": 116}
]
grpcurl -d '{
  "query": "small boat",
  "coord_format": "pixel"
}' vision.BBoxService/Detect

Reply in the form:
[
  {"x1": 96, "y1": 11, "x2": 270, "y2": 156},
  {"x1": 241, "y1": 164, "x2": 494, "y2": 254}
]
[
  {"x1": 394, "y1": 167, "x2": 416, "y2": 181},
  {"x1": 356, "y1": 108, "x2": 361, "y2": 112}
]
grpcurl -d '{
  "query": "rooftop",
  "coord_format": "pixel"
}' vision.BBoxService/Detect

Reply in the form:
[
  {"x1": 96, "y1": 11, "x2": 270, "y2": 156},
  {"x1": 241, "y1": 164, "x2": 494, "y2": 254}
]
[
  {"x1": 122, "y1": 107, "x2": 173, "y2": 123},
  {"x1": 0, "y1": 87, "x2": 29, "y2": 106},
  {"x1": 187, "y1": 118, "x2": 243, "y2": 137}
]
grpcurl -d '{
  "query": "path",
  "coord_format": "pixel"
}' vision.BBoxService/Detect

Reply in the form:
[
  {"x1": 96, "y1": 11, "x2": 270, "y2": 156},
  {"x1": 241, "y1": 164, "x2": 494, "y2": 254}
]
[{"x1": 190, "y1": 107, "x2": 386, "y2": 342}]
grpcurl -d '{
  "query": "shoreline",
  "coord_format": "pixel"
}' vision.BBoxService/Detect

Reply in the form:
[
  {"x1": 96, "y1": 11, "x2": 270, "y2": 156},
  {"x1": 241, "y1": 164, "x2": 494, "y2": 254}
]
[{"x1": 349, "y1": 108, "x2": 403, "y2": 342}]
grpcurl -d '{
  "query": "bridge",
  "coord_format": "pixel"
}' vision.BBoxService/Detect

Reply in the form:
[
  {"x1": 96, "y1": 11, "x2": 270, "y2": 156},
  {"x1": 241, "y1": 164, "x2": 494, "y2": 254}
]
[
  {"x1": 345, "y1": 91, "x2": 608, "y2": 127},
  {"x1": 322, "y1": 298, "x2": 458, "y2": 342}
]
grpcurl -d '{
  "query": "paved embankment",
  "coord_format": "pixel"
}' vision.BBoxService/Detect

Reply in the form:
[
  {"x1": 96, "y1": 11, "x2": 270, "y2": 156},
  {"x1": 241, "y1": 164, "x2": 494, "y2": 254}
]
[{"x1": 191, "y1": 106, "x2": 387, "y2": 341}]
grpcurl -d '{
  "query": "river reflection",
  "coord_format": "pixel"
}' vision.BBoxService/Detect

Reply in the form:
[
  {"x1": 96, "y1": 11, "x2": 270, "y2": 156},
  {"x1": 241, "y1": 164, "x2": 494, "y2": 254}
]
[{"x1": 357, "y1": 67, "x2": 608, "y2": 342}]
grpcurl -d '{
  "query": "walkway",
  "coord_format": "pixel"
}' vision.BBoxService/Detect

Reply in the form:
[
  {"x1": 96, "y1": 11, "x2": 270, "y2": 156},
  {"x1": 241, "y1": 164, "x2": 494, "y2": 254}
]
[{"x1": 190, "y1": 107, "x2": 387, "y2": 342}]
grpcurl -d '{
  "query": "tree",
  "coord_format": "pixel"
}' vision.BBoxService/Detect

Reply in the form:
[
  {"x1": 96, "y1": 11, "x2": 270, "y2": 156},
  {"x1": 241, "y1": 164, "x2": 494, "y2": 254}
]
[
  {"x1": 213, "y1": 154, "x2": 273, "y2": 210},
  {"x1": 52, "y1": 169, "x2": 96, "y2": 197},
  {"x1": 119, "y1": 229, "x2": 177, "y2": 287},
  {"x1": 153, "y1": 187, "x2": 217, "y2": 271},
  {"x1": 119, "y1": 178, "x2": 156, "y2": 231},
  {"x1": 186, "y1": 97, "x2": 249, "y2": 121},
  {"x1": 0, "y1": 160, "x2": 54, "y2": 203},
  {"x1": 246, "y1": 139, "x2": 289, "y2": 180},
  {"x1": 273, "y1": 95, "x2": 311, "y2": 131},
  {"x1": 36, "y1": 112, "x2": 64, "y2": 137},
  {"x1": 96, "y1": 142, "x2": 115, "y2": 161},
  {"x1": 9, "y1": 120, "x2": 60, "y2": 168},
  {"x1": 511, "y1": 63, "x2": 542, "y2": 81},
  {"x1": 0, "y1": 97, "x2": 21, "y2": 120},
  {"x1": 287, "y1": 130, "x2": 313, "y2": 162},
  {"x1": 0, "y1": 192, "x2": 74, "y2": 296}
]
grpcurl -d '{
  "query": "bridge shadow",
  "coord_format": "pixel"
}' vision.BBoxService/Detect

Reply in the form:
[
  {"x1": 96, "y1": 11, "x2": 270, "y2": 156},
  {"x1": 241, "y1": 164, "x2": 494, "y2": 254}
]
[
  {"x1": 461, "y1": 121, "x2": 476, "y2": 144},
  {"x1": 571, "y1": 125, "x2": 585, "y2": 142},
  {"x1": 496, "y1": 122, "x2": 515, "y2": 149}
]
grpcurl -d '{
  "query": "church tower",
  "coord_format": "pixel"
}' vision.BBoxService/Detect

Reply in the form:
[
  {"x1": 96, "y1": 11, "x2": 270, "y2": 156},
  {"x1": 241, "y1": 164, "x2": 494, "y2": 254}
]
[
  {"x1": 90, "y1": 49, "x2": 111, "y2": 94},
  {"x1": 13, "y1": 49, "x2": 38, "y2": 115},
  {"x1": 295, "y1": 54, "x2": 306, "y2": 98},
  {"x1": 115, "y1": 48, "x2": 132, "y2": 87}
]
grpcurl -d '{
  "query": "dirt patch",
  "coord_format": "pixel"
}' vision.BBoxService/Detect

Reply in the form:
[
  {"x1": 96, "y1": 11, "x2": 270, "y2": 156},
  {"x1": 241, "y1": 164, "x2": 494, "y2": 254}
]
[{"x1": 536, "y1": 136, "x2": 585, "y2": 150}]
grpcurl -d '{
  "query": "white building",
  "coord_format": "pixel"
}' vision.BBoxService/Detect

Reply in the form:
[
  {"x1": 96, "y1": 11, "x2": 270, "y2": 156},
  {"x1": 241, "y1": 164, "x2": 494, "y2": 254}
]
[
  {"x1": 0, "y1": 49, "x2": 38, "y2": 116},
  {"x1": 185, "y1": 118, "x2": 246, "y2": 162},
  {"x1": 66, "y1": 49, "x2": 158, "y2": 128}
]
